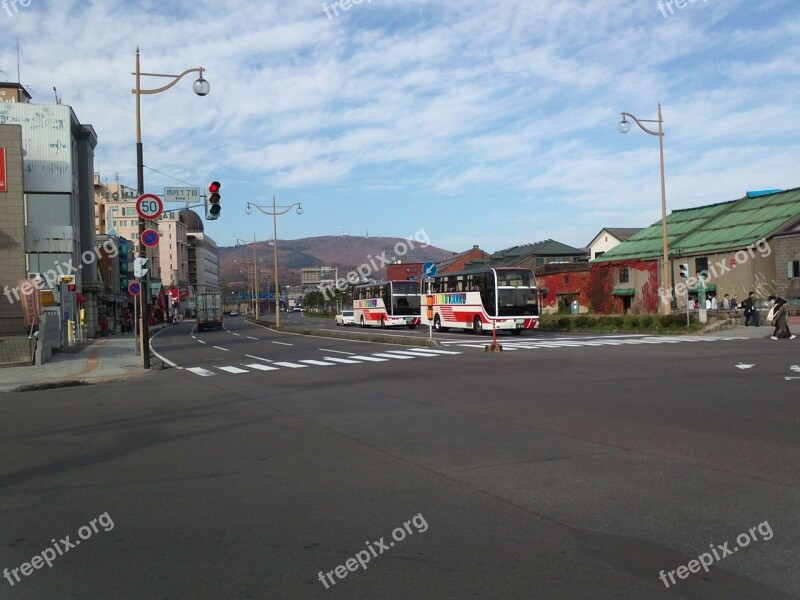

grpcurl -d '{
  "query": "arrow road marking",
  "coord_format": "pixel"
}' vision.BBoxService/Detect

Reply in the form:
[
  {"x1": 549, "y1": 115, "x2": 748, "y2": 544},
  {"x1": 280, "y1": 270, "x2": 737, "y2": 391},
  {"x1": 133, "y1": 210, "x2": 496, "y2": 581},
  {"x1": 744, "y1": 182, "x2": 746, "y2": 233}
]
[{"x1": 735, "y1": 363, "x2": 756, "y2": 370}]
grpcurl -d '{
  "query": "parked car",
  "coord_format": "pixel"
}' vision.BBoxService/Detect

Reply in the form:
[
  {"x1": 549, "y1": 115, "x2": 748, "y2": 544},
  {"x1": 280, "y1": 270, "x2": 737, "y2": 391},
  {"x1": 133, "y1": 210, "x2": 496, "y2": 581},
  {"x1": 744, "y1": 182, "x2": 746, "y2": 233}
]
[
  {"x1": 230, "y1": 310, "x2": 239, "y2": 316},
  {"x1": 335, "y1": 310, "x2": 355, "y2": 326}
]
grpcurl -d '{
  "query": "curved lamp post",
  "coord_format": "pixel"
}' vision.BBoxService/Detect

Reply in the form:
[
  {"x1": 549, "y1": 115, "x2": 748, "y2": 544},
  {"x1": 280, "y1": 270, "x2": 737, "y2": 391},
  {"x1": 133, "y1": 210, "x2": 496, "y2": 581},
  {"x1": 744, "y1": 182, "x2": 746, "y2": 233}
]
[
  {"x1": 245, "y1": 198, "x2": 303, "y2": 327},
  {"x1": 619, "y1": 104, "x2": 670, "y2": 316},
  {"x1": 132, "y1": 48, "x2": 209, "y2": 368}
]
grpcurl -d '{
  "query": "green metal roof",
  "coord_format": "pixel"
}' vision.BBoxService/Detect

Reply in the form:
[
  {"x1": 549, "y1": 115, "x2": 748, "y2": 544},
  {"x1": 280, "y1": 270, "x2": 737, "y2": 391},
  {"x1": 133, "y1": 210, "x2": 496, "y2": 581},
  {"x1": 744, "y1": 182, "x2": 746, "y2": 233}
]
[{"x1": 593, "y1": 188, "x2": 800, "y2": 262}]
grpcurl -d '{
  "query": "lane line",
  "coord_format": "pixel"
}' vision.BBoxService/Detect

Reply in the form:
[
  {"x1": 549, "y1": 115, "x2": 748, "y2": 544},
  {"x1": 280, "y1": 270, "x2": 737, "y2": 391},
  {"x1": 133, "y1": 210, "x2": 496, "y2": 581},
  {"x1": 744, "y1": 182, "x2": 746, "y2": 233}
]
[
  {"x1": 273, "y1": 361, "x2": 308, "y2": 368},
  {"x1": 213, "y1": 346, "x2": 230, "y2": 351},
  {"x1": 272, "y1": 341, "x2": 293, "y2": 346},
  {"x1": 197, "y1": 340, "x2": 207, "y2": 345},
  {"x1": 319, "y1": 348, "x2": 357, "y2": 355},
  {"x1": 247, "y1": 336, "x2": 258, "y2": 340},
  {"x1": 299, "y1": 360, "x2": 336, "y2": 366},
  {"x1": 373, "y1": 352, "x2": 415, "y2": 359},
  {"x1": 231, "y1": 332, "x2": 241, "y2": 337},
  {"x1": 348, "y1": 355, "x2": 389, "y2": 362}
]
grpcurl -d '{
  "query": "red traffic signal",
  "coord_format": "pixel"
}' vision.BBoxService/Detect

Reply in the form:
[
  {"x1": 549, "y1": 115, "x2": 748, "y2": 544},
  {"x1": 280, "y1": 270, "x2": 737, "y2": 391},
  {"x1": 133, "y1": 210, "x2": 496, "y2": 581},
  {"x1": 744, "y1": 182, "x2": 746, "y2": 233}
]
[
  {"x1": 209, "y1": 181, "x2": 220, "y2": 193},
  {"x1": 67, "y1": 283, "x2": 76, "y2": 292},
  {"x1": 206, "y1": 181, "x2": 221, "y2": 220}
]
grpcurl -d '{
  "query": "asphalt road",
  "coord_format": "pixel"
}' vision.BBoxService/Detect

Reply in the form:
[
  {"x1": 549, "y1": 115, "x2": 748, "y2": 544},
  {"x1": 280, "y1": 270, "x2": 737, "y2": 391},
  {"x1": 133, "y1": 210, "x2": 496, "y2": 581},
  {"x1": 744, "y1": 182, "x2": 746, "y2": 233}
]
[{"x1": 1, "y1": 319, "x2": 798, "y2": 599}]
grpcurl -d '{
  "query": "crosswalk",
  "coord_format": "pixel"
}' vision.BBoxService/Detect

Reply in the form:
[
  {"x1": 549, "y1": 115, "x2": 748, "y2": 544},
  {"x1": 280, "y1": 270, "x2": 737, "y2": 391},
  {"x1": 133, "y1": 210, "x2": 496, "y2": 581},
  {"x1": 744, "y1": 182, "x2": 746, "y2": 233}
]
[
  {"x1": 440, "y1": 334, "x2": 748, "y2": 351},
  {"x1": 184, "y1": 347, "x2": 461, "y2": 377}
]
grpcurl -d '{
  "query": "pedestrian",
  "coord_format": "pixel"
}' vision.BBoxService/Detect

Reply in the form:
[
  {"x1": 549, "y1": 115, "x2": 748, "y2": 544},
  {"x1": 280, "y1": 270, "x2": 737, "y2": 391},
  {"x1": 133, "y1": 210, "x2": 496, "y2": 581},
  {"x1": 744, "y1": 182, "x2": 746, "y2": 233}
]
[
  {"x1": 710, "y1": 294, "x2": 718, "y2": 310},
  {"x1": 770, "y1": 298, "x2": 796, "y2": 340},
  {"x1": 731, "y1": 294, "x2": 739, "y2": 312},
  {"x1": 722, "y1": 294, "x2": 730, "y2": 310},
  {"x1": 742, "y1": 291, "x2": 759, "y2": 326}
]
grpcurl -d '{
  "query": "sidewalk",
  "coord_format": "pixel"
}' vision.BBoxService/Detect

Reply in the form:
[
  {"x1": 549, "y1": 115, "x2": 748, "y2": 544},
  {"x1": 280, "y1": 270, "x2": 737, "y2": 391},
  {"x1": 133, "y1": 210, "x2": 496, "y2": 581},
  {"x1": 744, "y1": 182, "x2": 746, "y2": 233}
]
[
  {"x1": 710, "y1": 324, "x2": 777, "y2": 338},
  {"x1": 0, "y1": 332, "x2": 154, "y2": 394}
]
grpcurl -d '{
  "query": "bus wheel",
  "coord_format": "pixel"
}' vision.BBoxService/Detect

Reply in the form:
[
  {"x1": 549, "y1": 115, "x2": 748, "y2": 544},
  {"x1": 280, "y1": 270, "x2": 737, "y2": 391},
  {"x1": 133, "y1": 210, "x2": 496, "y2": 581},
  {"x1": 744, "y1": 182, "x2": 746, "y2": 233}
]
[
  {"x1": 473, "y1": 316, "x2": 483, "y2": 335},
  {"x1": 360, "y1": 316, "x2": 366, "y2": 328},
  {"x1": 434, "y1": 314, "x2": 448, "y2": 333},
  {"x1": 511, "y1": 329, "x2": 522, "y2": 336}
]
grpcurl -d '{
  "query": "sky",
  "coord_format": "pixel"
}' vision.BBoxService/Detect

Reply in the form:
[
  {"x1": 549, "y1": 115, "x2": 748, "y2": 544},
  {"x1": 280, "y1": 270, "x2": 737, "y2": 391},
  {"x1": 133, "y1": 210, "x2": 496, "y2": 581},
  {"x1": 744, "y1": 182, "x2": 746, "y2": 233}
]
[{"x1": 2, "y1": 0, "x2": 799, "y2": 254}]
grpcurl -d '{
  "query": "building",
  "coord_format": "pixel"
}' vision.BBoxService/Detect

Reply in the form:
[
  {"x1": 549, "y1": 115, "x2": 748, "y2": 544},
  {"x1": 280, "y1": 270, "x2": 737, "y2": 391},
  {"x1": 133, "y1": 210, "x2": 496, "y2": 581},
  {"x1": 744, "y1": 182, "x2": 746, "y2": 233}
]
[
  {"x1": 588, "y1": 228, "x2": 643, "y2": 260},
  {"x1": 593, "y1": 188, "x2": 800, "y2": 314},
  {"x1": 1, "y1": 86, "x2": 100, "y2": 345}
]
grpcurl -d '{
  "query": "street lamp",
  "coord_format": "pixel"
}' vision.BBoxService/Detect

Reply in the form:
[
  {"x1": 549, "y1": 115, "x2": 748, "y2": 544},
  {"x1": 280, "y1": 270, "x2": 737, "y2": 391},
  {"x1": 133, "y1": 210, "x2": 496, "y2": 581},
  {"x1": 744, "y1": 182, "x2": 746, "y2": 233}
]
[
  {"x1": 236, "y1": 236, "x2": 259, "y2": 319},
  {"x1": 132, "y1": 47, "x2": 209, "y2": 368},
  {"x1": 245, "y1": 198, "x2": 303, "y2": 327},
  {"x1": 619, "y1": 103, "x2": 670, "y2": 316}
]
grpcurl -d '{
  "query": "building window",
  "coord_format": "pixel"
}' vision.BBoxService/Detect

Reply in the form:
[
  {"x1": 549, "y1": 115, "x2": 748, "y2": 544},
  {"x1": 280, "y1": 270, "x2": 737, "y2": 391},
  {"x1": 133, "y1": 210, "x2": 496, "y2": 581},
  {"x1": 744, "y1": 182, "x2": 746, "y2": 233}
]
[
  {"x1": 595, "y1": 251, "x2": 605, "y2": 259},
  {"x1": 619, "y1": 267, "x2": 629, "y2": 283},
  {"x1": 789, "y1": 261, "x2": 800, "y2": 278},
  {"x1": 535, "y1": 257, "x2": 544, "y2": 266}
]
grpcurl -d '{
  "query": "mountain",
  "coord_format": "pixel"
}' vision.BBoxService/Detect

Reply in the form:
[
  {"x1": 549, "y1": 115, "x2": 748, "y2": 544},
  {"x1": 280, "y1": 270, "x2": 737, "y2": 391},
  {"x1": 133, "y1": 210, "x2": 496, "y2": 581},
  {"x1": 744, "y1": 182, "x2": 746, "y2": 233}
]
[{"x1": 218, "y1": 235, "x2": 455, "y2": 289}]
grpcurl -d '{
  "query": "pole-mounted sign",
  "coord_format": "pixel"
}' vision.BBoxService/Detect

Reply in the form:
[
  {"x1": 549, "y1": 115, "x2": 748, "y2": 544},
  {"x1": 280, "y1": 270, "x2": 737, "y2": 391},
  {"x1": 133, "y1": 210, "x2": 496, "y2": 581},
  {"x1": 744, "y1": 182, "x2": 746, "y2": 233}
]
[{"x1": 136, "y1": 193, "x2": 163, "y2": 220}]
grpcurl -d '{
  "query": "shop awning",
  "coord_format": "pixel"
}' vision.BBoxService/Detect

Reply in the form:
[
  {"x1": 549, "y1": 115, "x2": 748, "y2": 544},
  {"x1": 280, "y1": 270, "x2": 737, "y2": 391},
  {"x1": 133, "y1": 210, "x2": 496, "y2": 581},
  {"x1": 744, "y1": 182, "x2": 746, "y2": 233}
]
[{"x1": 612, "y1": 288, "x2": 635, "y2": 296}]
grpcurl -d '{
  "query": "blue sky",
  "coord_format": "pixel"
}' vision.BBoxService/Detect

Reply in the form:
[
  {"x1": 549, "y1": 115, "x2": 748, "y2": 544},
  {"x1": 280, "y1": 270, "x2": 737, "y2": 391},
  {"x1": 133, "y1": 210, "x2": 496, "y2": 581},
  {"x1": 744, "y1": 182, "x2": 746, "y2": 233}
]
[{"x1": 2, "y1": 0, "x2": 798, "y2": 253}]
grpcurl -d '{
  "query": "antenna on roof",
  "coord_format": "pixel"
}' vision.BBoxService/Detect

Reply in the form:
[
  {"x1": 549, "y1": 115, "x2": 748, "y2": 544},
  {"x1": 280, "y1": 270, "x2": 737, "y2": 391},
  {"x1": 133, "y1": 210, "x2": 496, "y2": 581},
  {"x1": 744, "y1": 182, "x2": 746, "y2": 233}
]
[{"x1": 53, "y1": 86, "x2": 61, "y2": 104}]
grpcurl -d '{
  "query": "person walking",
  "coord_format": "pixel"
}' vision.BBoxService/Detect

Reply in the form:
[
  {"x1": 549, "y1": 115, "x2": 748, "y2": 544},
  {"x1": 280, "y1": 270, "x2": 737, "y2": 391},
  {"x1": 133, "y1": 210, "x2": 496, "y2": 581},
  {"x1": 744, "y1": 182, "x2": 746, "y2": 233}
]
[
  {"x1": 770, "y1": 297, "x2": 796, "y2": 340},
  {"x1": 742, "y1": 291, "x2": 759, "y2": 326}
]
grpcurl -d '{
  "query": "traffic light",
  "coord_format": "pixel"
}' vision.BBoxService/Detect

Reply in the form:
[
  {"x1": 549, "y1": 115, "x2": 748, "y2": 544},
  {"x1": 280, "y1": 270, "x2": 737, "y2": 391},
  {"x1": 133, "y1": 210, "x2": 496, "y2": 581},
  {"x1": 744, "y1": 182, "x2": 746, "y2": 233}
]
[
  {"x1": 679, "y1": 263, "x2": 689, "y2": 279},
  {"x1": 67, "y1": 283, "x2": 76, "y2": 292},
  {"x1": 134, "y1": 256, "x2": 149, "y2": 278},
  {"x1": 206, "y1": 181, "x2": 221, "y2": 220}
]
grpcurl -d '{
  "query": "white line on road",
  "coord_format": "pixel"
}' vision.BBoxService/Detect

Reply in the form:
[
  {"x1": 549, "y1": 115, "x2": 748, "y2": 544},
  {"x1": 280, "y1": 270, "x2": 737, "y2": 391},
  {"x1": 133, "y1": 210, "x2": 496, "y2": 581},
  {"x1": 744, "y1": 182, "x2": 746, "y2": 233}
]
[
  {"x1": 272, "y1": 341, "x2": 293, "y2": 346},
  {"x1": 217, "y1": 366, "x2": 249, "y2": 374},
  {"x1": 245, "y1": 355, "x2": 273, "y2": 363},
  {"x1": 231, "y1": 332, "x2": 241, "y2": 336},
  {"x1": 213, "y1": 346, "x2": 230, "y2": 351},
  {"x1": 348, "y1": 355, "x2": 389, "y2": 362},
  {"x1": 273, "y1": 361, "x2": 308, "y2": 368},
  {"x1": 186, "y1": 367, "x2": 216, "y2": 376},
  {"x1": 323, "y1": 357, "x2": 362, "y2": 364},
  {"x1": 244, "y1": 363, "x2": 279, "y2": 371},
  {"x1": 197, "y1": 340, "x2": 207, "y2": 345},
  {"x1": 299, "y1": 360, "x2": 336, "y2": 366},
  {"x1": 247, "y1": 336, "x2": 258, "y2": 340},
  {"x1": 373, "y1": 352, "x2": 415, "y2": 359},
  {"x1": 319, "y1": 348, "x2": 357, "y2": 355}
]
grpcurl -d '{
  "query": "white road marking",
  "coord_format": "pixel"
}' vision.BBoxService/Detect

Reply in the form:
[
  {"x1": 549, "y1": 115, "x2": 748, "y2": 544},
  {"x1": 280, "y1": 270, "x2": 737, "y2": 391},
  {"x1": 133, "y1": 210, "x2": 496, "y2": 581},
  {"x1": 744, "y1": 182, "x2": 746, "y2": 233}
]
[
  {"x1": 735, "y1": 363, "x2": 756, "y2": 369},
  {"x1": 197, "y1": 340, "x2": 207, "y2": 345},
  {"x1": 244, "y1": 363, "x2": 279, "y2": 371},
  {"x1": 217, "y1": 366, "x2": 249, "y2": 374},
  {"x1": 348, "y1": 355, "x2": 389, "y2": 362},
  {"x1": 272, "y1": 341, "x2": 293, "y2": 346},
  {"x1": 231, "y1": 332, "x2": 241, "y2": 336},
  {"x1": 373, "y1": 352, "x2": 415, "y2": 359},
  {"x1": 299, "y1": 360, "x2": 336, "y2": 366},
  {"x1": 247, "y1": 336, "x2": 258, "y2": 340},
  {"x1": 323, "y1": 357, "x2": 362, "y2": 364},
  {"x1": 273, "y1": 361, "x2": 308, "y2": 368},
  {"x1": 186, "y1": 367, "x2": 216, "y2": 376},
  {"x1": 213, "y1": 346, "x2": 229, "y2": 351},
  {"x1": 246, "y1": 355, "x2": 273, "y2": 363},
  {"x1": 319, "y1": 348, "x2": 357, "y2": 355},
  {"x1": 383, "y1": 350, "x2": 438, "y2": 357}
]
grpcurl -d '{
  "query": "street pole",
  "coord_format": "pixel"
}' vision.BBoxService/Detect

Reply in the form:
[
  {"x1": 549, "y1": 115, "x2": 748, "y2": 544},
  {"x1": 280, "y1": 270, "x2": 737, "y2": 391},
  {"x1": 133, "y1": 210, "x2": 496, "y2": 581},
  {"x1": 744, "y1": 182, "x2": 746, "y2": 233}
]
[
  {"x1": 135, "y1": 48, "x2": 151, "y2": 369},
  {"x1": 253, "y1": 234, "x2": 259, "y2": 320},
  {"x1": 657, "y1": 104, "x2": 670, "y2": 316},
  {"x1": 273, "y1": 196, "x2": 280, "y2": 328}
]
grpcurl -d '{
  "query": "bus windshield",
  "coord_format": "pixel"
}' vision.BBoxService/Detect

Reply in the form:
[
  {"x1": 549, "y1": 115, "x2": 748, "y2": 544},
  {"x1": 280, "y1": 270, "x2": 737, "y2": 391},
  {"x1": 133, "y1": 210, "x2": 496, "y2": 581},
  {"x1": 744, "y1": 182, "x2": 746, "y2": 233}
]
[
  {"x1": 495, "y1": 269, "x2": 538, "y2": 317},
  {"x1": 390, "y1": 281, "x2": 421, "y2": 316}
]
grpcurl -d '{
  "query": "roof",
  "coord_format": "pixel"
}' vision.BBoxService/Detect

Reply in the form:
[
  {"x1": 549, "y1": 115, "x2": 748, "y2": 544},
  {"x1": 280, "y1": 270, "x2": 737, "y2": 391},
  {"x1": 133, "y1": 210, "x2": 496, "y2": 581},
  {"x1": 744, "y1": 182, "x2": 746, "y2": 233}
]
[
  {"x1": 604, "y1": 227, "x2": 643, "y2": 241},
  {"x1": 469, "y1": 239, "x2": 588, "y2": 268},
  {"x1": 593, "y1": 187, "x2": 800, "y2": 262}
]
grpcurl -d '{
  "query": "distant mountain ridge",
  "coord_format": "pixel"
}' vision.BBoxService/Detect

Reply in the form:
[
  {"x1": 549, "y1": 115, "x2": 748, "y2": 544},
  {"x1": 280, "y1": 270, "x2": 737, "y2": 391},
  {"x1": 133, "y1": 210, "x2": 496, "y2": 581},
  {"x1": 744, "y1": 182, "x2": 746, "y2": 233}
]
[{"x1": 218, "y1": 235, "x2": 455, "y2": 287}]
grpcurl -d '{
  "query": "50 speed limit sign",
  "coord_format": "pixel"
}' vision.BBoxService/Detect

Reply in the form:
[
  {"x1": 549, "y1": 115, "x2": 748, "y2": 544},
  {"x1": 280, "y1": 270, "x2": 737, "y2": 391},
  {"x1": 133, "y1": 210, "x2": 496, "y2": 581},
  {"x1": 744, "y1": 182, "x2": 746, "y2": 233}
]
[{"x1": 136, "y1": 194, "x2": 164, "y2": 220}]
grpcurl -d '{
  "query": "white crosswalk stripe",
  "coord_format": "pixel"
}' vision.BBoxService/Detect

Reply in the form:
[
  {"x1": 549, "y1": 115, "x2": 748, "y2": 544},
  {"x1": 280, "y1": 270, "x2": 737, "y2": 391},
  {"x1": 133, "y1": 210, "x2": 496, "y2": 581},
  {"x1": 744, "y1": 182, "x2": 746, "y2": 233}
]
[
  {"x1": 442, "y1": 335, "x2": 748, "y2": 350},
  {"x1": 184, "y1": 348, "x2": 463, "y2": 377}
]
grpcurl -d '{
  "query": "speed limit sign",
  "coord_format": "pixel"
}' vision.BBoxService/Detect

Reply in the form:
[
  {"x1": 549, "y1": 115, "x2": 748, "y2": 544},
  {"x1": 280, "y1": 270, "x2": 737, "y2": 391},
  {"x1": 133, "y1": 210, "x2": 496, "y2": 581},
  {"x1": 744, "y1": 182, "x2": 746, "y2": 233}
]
[{"x1": 136, "y1": 194, "x2": 164, "y2": 220}]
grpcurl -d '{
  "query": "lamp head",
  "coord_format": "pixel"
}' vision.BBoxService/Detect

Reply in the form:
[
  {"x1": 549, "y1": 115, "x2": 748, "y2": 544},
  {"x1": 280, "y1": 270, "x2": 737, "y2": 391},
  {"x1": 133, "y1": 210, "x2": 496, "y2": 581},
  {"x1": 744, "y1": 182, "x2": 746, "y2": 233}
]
[
  {"x1": 618, "y1": 117, "x2": 631, "y2": 134},
  {"x1": 193, "y1": 76, "x2": 210, "y2": 97},
  {"x1": 245, "y1": 205, "x2": 252, "y2": 215},
  {"x1": 296, "y1": 205, "x2": 303, "y2": 216}
]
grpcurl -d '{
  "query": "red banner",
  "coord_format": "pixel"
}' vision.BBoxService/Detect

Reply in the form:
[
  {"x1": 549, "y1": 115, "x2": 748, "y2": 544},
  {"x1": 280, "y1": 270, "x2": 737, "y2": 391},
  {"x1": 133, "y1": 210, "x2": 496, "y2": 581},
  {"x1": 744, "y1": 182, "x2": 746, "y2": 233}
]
[{"x1": 0, "y1": 147, "x2": 7, "y2": 193}]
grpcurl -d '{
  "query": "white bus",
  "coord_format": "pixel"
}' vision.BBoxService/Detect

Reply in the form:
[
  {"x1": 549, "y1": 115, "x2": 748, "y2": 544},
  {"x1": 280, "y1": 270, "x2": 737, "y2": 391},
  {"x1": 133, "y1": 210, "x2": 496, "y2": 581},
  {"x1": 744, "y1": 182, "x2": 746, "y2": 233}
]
[
  {"x1": 421, "y1": 267, "x2": 539, "y2": 335},
  {"x1": 353, "y1": 281, "x2": 422, "y2": 329}
]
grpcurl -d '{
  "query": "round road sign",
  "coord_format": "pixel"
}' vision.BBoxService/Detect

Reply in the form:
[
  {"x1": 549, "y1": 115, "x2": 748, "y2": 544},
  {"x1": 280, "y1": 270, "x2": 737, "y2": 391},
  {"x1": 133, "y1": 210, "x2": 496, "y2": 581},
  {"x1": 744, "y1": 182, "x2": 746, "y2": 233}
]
[
  {"x1": 136, "y1": 193, "x2": 163, "y2": 220},
  {"x1": 128, "y1": 282, "x2": 141, "y2": 296},
  {"x1": 141, "y1": 229, "x2": 160, "y2": 248}
]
